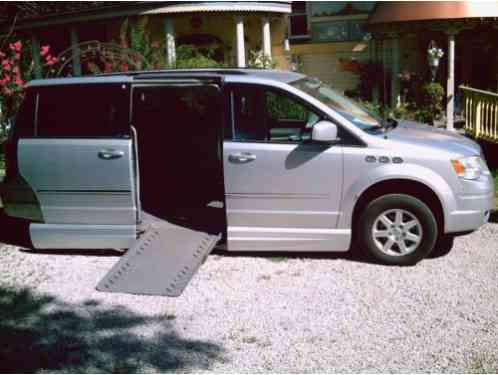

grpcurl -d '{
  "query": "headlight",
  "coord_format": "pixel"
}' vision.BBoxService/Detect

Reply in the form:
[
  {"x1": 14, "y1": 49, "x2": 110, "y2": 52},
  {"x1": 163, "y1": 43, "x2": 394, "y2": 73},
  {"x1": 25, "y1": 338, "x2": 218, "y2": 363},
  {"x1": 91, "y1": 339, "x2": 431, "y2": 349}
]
[{"x1": 451, "y1": 156, "x2": 490, "y2": 180}]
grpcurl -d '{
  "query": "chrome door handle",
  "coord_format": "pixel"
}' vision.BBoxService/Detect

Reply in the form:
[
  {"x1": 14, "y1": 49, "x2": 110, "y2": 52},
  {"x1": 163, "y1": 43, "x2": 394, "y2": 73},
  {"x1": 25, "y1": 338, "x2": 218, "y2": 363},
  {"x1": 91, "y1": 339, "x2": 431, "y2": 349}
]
[
  {"x1": 98, "y1": 149, "x2": 125, "y2": 160},
  {"x1": 228, "y1": 152, "x2": 257, "y2": 163}
]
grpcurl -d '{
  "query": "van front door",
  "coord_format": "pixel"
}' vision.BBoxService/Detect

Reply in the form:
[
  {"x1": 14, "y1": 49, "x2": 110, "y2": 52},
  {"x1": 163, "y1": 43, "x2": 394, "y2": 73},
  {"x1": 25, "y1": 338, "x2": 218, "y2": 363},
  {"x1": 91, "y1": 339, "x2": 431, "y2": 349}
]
[
  {"x1": 223, "y1": 84, "x2": 345, "y2": 251},
  {"x1": 11, "y1": 83, "x2": 137, "y2": 249}
]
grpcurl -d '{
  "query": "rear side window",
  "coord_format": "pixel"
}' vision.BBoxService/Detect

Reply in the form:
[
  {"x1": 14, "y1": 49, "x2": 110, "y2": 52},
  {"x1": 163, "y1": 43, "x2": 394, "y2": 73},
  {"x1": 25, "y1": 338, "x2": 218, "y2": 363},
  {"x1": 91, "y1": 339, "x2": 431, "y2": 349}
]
[
  {"x1": 11, "y1": 90, "x2": 36, "y2": 139},
  {"x1": 36, "y1": 84, "x2": 130, "y2": 138}
]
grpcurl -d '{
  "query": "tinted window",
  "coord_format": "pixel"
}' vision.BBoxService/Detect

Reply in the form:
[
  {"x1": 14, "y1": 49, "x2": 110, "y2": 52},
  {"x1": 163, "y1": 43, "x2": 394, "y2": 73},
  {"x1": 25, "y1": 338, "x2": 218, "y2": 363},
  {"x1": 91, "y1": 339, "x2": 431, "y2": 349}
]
[
  {"x1": 37, "y1": 84, "x2": 130, "y2": 137},
  {"x1": 11, "y1": 90, "x2": 36, "y2": 139},
  {"x1": 230, "y1": 86, "x2": 320, "y2": 143},
  {"x1": 232, "y1": 86, "x2": 265, "y2": 141}
]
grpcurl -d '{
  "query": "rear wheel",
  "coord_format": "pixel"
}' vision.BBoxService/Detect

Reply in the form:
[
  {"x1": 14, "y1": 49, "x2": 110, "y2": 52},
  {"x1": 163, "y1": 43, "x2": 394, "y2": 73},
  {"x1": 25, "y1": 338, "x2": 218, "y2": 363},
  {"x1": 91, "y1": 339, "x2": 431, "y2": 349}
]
[{"x1": 358, "y1": 194, "x2": 438, "y2": 265}]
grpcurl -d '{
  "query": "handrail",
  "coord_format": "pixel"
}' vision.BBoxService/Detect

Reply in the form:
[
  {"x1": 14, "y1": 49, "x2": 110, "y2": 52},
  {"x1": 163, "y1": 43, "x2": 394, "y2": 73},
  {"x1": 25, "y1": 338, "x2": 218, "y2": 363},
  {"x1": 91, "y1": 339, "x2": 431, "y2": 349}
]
[{"x1": 460, "y1": 85, "x2": 498, "y2": 144}]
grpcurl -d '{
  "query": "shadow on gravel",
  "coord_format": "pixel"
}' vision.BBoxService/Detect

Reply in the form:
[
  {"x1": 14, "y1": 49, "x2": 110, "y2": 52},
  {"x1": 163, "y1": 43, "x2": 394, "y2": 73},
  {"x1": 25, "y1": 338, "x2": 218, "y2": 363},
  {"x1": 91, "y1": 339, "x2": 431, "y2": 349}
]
[
  {"x1": 213, "y1": 248, "x2": 381, "y2": 265},
  {"x1": 0, "y1": 286, "x2": 224, "y2": 373}
]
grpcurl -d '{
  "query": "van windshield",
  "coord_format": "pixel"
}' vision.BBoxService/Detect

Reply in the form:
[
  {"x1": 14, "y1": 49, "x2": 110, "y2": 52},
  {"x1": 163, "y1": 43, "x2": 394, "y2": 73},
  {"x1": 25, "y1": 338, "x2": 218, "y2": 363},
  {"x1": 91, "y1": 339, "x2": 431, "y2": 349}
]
[{"x1": 291, "y1": 78, "x2": 383, "y2": 132}]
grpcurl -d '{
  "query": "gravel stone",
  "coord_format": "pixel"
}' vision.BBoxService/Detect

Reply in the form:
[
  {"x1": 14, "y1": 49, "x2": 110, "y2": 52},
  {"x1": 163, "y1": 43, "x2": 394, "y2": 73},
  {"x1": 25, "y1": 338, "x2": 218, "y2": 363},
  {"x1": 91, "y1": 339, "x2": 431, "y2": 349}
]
[{"x1": 0, "y1": 224, "x2": 497, "y2": 372}]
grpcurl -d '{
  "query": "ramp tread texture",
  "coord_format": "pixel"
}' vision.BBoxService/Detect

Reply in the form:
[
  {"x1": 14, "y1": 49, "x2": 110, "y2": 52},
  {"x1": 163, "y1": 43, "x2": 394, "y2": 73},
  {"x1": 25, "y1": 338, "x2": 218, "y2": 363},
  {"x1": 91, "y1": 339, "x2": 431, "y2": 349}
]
[{"x1": 97, "y1": 214, "x2": 220, "y2": 297}]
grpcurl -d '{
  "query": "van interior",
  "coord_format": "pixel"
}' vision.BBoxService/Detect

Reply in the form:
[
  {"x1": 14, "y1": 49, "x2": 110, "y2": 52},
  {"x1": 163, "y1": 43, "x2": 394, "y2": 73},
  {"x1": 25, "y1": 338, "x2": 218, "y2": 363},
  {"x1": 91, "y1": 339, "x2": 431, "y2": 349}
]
[{"x1": 131, "y1": 84, "x2": 227, "y2": 236}]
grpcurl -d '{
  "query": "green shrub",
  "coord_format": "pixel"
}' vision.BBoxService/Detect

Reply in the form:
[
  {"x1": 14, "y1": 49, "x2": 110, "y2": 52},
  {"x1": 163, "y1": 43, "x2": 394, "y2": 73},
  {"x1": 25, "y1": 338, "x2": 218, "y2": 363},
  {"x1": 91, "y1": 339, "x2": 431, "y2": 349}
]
[
  {"x1": 175, "y1": 45, "x2": 224, "y2": 69},
  {"x1": 421, "y1": 82, "x2": 444, "y2": 124},
  {"x1": 266, "y1": 91, "x2": 308, "y2": 121}
]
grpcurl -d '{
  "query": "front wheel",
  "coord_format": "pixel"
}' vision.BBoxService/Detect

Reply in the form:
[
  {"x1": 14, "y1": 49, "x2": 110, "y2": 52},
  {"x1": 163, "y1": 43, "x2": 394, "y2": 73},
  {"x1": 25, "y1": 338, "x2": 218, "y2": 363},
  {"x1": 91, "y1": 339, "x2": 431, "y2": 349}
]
[{"x1": 358, "y1": 194, "x2": 438, "y2": 266}]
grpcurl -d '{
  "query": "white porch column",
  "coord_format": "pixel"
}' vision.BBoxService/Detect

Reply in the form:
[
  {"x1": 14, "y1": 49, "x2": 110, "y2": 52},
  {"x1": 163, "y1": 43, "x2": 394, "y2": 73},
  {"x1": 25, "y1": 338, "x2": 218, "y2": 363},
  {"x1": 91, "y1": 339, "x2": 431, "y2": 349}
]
[
  {"x1": 70, "y1": 28, "x2": 81, "y2": 76},
  {"x1": 390, "y1": 35, "x2": 401, "y2": 108},
  {"x1": 164, "y1": 17, "x2": 176, "y2": 67},
  {"x1": 446, "y1": 31, "x2": 456, "y2": 131},
  {"x1": 262, "y1": 16, "x2": 271, "y2": 58},
  {"x1": 235, "y1": 16, "x2": 246, "y2": 68},
  {"x1": 31, "y1": 34, "x2": 42, "y2": 79}
]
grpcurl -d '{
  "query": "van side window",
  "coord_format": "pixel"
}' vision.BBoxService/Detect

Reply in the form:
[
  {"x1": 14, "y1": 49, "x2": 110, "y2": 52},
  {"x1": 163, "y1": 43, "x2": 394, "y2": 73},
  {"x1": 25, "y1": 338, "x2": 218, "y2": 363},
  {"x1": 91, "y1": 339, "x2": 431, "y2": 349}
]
[
  {"x1": 12, "y1": 91, "x2": 36, "y2": 139},
  {"x1": 231, "y1": 86, "x2": 265, "y2": 141},
  {"x1": 230, "y1": 85, "x2": 320, "y2": 143},
  {"x1": 265, "y1": 90, "x2": 319, "y2": 142},
  {"x1": 37, "y1": 84, "x2": 130, "y2": 138}
]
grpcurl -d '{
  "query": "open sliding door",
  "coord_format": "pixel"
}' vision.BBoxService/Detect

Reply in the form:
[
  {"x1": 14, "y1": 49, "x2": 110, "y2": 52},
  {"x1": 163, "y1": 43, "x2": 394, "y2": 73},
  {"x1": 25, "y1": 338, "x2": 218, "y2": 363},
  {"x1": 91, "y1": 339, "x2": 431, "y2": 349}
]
[{"x1": 6, "y1": 83, "x2": 138, "y2": 249}]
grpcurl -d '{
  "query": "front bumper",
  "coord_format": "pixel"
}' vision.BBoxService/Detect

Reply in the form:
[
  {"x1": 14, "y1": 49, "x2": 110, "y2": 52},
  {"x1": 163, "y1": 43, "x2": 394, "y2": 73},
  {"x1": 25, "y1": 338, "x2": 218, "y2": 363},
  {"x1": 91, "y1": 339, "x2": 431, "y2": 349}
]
[{"x1": 445, "y1": 176, "x2": 495, "y2": 233}]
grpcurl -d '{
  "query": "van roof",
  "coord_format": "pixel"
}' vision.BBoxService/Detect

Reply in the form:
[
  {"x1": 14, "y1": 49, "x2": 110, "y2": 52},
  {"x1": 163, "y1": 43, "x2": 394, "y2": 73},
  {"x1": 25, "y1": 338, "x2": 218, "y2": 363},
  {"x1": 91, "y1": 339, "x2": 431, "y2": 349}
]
[{"x1": 28, "y1": 69, "x2": 305, "y2": 87}]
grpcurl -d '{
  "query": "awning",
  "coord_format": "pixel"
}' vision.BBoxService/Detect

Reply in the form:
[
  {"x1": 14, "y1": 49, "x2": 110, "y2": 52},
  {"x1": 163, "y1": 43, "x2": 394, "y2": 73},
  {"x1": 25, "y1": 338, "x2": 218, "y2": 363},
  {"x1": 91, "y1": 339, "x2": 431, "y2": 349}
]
[
  {"x1": 369, "y1": 1, "x2": 498, "y2": 24},
  {"x1": 142, "y1": 2, "x2": 291, "y2": 15}
]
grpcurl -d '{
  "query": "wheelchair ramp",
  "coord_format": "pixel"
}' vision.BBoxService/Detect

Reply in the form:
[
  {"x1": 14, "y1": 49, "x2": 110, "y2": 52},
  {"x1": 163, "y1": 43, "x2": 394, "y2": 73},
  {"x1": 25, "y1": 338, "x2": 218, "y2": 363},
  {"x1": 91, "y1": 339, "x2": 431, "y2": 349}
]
[{"x1": 97, "y1": 214, "x2": 221, "y2": 297}]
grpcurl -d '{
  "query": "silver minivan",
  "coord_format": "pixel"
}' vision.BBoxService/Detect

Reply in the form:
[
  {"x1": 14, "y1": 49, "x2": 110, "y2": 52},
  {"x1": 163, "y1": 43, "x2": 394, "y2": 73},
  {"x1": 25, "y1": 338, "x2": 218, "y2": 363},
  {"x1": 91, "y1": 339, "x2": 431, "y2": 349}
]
[{"x1": 1, "y1": 69, "x2": 494, "y2": 268}]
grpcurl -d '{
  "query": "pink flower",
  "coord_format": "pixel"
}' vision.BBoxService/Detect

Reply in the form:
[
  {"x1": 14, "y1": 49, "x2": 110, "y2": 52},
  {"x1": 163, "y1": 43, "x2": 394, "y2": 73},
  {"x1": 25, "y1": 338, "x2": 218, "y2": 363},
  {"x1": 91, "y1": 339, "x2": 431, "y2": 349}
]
[
  {"x1": 2, "y1": 87, "x2": 12, "y2": 96},
  {"x1": 40, "y1": 45, "x2": 50, "y2": 56},
  {"x1": 0, "y1": 51, "x2": 5, "y2": 58},
  {"x1": 15, "y1": 77, "x2": 24, "y2": 87},
  {"x1": 12, "y1": 66, "x2": 20, "y2": 75},
  {"x1": 9, "y1": 41, "x2": 22, "y2": 52},
  {"x1": 2, "y1": 60, "x2": 11, "y2": 70},
  {"x1": 104, "y1": 63, "x2": 113, "y2": 73},
  {"x1": 3, "y1": 74, "x2": 11, "y2": 82},
  {"x1": 14, "y1": 52, "x2": 21, "y2": 60},
  {"x1": 120, "y1": 63, "x2": 129, "y2": 72}
]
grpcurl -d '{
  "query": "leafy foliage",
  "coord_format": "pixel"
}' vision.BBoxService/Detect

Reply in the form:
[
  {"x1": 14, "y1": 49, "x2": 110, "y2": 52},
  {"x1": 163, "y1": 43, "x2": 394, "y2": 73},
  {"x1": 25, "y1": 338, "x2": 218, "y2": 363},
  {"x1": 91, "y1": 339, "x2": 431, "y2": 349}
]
[
  {"x1": 175, "y1": 45, "x2": 224, "y2": 69},
  {"x1": 266, "y1": 91, "x2": 308, "y2": 121},
  {"x1": 247, "y1": 50, "x2": 276, "y2": 70},
  {"x1": 420, "y1": 82, "x2": 444, "y2": 124},
  {"x1": 0, "y1": 39, "x2": 58, "y2": 141}
]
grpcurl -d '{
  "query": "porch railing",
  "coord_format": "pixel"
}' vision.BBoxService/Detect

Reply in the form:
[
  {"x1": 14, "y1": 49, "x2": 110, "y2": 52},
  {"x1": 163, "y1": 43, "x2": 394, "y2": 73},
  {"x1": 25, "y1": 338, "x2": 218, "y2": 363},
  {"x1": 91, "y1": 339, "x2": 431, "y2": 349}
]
[{"x1": 460, "y1": 85, "x2": 498, "y2": 143}]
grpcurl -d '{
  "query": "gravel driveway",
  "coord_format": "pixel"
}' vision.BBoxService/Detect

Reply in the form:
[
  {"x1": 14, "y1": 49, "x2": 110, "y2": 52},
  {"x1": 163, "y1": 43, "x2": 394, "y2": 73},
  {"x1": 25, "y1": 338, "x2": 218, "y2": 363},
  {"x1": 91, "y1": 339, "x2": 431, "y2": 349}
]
[{"x1": 0, "y1": 222, "x2": 497, "y2": 373}]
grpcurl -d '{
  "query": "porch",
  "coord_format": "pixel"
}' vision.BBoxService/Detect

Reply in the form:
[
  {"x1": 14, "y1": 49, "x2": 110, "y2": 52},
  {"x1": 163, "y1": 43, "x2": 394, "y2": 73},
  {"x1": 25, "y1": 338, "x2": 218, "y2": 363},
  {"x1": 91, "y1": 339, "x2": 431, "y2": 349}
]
[
  {"x1": 11, "y1": 2, "x2": 291, "y2": 77},
  {"x1": 368, "y1": 1, "x2": 498, "y2": 132}
]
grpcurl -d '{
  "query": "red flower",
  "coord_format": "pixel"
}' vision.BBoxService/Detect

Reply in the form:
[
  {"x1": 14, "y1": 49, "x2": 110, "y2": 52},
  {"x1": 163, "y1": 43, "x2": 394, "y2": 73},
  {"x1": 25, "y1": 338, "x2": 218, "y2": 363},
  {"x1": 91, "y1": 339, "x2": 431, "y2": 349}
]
[
  {"x1": 40, "y1": 45, "x2": 50, "y2": 56},
  {"x1": 120, "y1": 63, "x2": 129, "y2": 72},
  {"x1": 2, "y1": 59, "x2": 12, "y2": 70},
  {"x1": 3, "y1": 75, "x2": 11, "y2": 83},
  {"x1": 15, "y1": 77, "x2": 24, "y2": 87},
  {"x1": 104, "y1": 63, "x2": 113, "y2": 73},
  {"x1": 9, "y1": 41, "x2": 22, "y2": 52}
]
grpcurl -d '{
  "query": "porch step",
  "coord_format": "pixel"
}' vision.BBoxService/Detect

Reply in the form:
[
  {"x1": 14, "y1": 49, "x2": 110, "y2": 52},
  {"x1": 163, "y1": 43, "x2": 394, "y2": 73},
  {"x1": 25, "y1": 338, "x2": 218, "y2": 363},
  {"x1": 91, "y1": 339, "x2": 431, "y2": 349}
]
[{"x1": 97, "y1": 213, "x2": 220, "y2": 297}]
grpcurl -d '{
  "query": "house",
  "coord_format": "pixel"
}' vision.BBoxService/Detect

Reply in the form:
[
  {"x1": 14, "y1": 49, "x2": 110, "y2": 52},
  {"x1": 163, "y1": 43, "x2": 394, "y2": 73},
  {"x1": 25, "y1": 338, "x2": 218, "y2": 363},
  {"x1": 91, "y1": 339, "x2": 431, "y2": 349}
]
[
  {"x1": 0, "y1": 2, "x2": 292, "y2": 75},
  {"x1": 288, "y1": 1, "x2": 498, "y2": 131}
]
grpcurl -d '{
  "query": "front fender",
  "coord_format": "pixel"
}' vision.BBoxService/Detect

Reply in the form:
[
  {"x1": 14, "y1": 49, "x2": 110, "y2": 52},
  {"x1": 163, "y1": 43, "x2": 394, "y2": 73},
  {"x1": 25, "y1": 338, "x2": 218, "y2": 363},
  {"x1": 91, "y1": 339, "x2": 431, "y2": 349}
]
[{"x1": 339, "y1": 163, "x2": 457, "y2": 231}]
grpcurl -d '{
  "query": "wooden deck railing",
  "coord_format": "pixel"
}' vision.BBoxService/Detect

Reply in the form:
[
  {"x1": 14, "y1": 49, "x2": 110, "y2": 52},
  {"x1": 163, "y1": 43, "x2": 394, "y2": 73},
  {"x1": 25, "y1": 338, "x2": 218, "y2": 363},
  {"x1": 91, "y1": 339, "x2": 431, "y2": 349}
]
[{"x1": 460, "y1": 85, "x2": 498, "y2": 143}]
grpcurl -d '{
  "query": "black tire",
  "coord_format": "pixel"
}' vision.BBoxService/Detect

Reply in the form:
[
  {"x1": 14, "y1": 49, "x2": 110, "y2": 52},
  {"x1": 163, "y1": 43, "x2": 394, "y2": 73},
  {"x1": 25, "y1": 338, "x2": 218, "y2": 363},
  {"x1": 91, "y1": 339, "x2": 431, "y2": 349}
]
[
  {"x1": 358, "y1": 194, "x2": 438, "y2": 266},
  {"x1": 428, "y1": 235, "x2": 455, "y2": 258}
]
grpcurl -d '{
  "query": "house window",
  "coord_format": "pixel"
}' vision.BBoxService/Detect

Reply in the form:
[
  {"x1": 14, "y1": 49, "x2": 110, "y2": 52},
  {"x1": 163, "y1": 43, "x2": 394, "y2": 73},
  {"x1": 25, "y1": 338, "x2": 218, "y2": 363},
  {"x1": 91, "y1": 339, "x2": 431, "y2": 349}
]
[
  {"x1": 312, "y1": 19, "x2": 367, "y2": 42},
  {"x1": 289, "y1": 1, "x2": 309, "y2": 40}
]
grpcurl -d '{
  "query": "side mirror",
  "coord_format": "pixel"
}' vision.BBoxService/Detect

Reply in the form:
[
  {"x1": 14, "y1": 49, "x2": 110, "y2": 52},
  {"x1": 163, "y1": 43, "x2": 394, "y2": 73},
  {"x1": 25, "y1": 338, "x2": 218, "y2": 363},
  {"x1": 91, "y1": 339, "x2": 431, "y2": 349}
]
[{"x1": 312, "y1": 121, "x2": 338, "y2": 144}]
